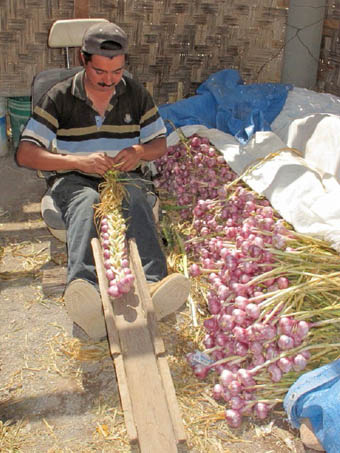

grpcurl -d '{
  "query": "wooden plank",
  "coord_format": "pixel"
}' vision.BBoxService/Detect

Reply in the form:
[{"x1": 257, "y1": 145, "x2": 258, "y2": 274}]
[
  {"x1": 91, "y1": 238, "x2": 120, "y2": 356},
  {"x1": 128, "y1": 239, "x2": 166, "y2": 357},
  {"x1": 91, "y1": 238, "x2": 139, "y2": 445},
  {"x1": 324, "y1": 18, "x2": 340, "y2": 30},
  {"x1": 158, "y1": 356, "x2": 187, "y2": 448},
  {"x1": 128, "y1": 240, "x2": 187, "y2": 447},
  {"x1": 113, "y1": 283, "x2": 178, "y2": 452},
  {"x1": 74, "y1": 0, "x2": 89, "y2": 18},
  {"x1": 113, "y1": 354, "x2": 140, "y2": 448},
  {"x1": 41, "y1": 266, "x2": 67, "y2": 297},
  {"x1": 92, "y1": 237, "x2": 187, "y2": 452}
]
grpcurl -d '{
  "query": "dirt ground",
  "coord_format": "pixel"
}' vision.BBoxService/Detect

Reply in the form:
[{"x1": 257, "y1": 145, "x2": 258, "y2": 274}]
[{"x1": 0, "y1": 146, "x2": 316, "y2": 453}]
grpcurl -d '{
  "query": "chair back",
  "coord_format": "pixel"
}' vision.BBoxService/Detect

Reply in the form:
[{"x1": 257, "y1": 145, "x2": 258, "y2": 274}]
[
  {"x1": 32, "y1": 67, "x2": 83, "y2": 108},
  {"x1": 33, "y1": 18, "x2": 110, "y2": 107}
]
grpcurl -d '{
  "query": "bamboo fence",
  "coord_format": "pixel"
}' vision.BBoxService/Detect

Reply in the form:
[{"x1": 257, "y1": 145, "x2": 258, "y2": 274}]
[{"x1": 0, "y1": 0, "x2": 288, "y2": 104}]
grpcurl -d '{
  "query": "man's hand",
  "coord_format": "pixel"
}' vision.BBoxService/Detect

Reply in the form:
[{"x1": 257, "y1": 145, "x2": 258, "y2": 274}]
[
  {"x1": 112, "y1": 146, "x2": 144, "y2": 172},
  {"x1": 16, "y1": 138, "x2": 166, "y2": 175},
  {"x1": 16, "y1": 142, "x2": 117, "y2": 176},
  {"x1": 76, "y1": 152, "x2": 116, "y2": 176}
]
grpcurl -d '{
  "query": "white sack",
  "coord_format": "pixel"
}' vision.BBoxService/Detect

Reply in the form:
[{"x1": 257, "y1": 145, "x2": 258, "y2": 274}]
[
  {"x1": 286, "y1": 113, "x2": 340, "y2": 180},
  {"x1": 167, "y1": 121, "x2": 340, "y2": 252},
  {"x1": 271, "y1": 86, "x2": 340, "y2": 144}
]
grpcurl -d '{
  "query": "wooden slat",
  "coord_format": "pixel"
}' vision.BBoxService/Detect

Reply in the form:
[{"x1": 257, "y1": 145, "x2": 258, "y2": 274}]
[
  {"x1": 113, "y1": 277, "x2": 179, "y2": 452},
  {"x1": 41, "y1": 266, "x2": 67, "y2": 297},
  {"x1": 92, "y1": 238, "x2": 139, "y2": 446},
  {"x1": 91, "y1": 238, "x2": 120, "y2": 356},
  {"x1": 74, "y1": 0, "x2": 89, "y2": 18},
  {"x1": 128, "y1": 239, "x2": 166, "y2": 357},
  {"x1": 158, "y1": 356, "x2": 187, "y2": 448},
  {"x1": 91, "y1": 237, "x2": 187, "y2": 452},
  {"x1": 113, "y1": 354, "x2": 140, "y2": 448},
  {"x1": 92, "y1": 239, "x2": 186, "y2": 453}
]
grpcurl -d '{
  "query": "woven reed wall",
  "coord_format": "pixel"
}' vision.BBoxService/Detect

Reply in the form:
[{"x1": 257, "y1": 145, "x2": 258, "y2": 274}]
[
  {"x1": 0, "y1": 0, "x2": 74, "y2": 97},
  {"x1": 318, "y1": 0, "x2": 340, "y2": 96},
  {"x1": 0, "y1": 0, "x2": 288, "y2": 104}
]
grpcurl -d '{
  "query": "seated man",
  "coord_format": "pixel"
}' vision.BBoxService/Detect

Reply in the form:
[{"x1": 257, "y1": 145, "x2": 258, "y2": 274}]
[{"x1": 16, "y1": 21, "x2": 190, "y2": 339}]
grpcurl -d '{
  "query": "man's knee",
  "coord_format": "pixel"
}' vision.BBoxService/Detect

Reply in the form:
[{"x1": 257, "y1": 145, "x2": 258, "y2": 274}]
[
  {"x1": 124, "y1": 180, "x2": 148, "y2": 208},
  {"x1": 72, "y1": 187, "x2": 100, "y2": 210}
]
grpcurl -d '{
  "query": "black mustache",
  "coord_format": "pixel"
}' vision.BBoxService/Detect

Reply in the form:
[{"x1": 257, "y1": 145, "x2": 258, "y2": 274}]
[{"x1": 98, "y1": 82, "x2": 115, "y2": 87}]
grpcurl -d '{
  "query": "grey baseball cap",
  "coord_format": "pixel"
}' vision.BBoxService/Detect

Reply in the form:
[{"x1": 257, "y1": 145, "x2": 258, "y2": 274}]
[{"x1": 81, "y1": 22, "x2": 128, "y2": 57}]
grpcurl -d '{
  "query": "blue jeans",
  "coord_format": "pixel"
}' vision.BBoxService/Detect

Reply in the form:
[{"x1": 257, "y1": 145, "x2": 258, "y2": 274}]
[{"x1": 50, "y1": 171, "x2": 167, "y2": 286}]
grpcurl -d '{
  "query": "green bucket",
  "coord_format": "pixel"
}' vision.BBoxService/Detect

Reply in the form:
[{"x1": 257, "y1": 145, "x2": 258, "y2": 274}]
[{"x1": 8, "y1": 96, "x2": 31, "y2": 149}]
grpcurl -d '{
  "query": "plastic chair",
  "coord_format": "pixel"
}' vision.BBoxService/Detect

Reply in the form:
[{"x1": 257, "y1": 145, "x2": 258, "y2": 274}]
[
  {"x1": 34, "y1": 19, "x2": 109, "y2": 242},
  {"x1": 35, "y1": 19, "x2": 159, "y2": 243}
]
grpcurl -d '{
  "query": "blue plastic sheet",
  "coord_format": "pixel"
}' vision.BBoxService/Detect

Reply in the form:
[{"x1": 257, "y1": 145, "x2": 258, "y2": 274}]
[
  {"x1": 284, "y1": 359, "x2": 340, "y2": 453},
  {"x1": 159, "y1": 69, "x2": 292, "y2": 144}
]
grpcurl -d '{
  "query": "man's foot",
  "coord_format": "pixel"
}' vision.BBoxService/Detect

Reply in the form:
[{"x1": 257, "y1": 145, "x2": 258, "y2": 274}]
[
  {"x1": 64, "y1": 279, "x2": 106, "y2": 340},
  {"x1": 64, "y1": 273, "x2": 190, "y2": 339},
  {"x1": 148, "y1": 273, "x2": 190, "y2": 321},
  {"x1": 72, "y1": 322, "x2": 93, "y2": 341}
]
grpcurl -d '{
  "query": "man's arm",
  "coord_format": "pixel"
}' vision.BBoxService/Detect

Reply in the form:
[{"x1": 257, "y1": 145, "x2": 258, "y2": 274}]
[
  {"x1": 112, "y1": 137, "x2": 167, "y2": 172},
  {"x1": 16, "y1": 141, "x2": 117, "y2": 176}
]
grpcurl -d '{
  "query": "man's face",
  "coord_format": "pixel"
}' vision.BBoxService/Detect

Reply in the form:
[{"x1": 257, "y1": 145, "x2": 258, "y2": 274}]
[{"x1": 83, "y1": 54, "x2": 125, "y2": 93}]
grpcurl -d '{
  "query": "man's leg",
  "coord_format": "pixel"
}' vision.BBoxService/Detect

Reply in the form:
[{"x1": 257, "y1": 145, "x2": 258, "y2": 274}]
[
  {"x1": 51, "y1": 172, "x2": 190, "y2": 339},
  {"x1": 50, "y1": 173, "x2": 100, "y2": 286},
  {"x1": 121, "y1": 172, "x2": 168, "y2": 282},
  {"x1": 51, "y1": 173, "x2": 106, "y2": 339},
  {"x1": 122, "y1": 172, "x2": 190, "y2": 320}
]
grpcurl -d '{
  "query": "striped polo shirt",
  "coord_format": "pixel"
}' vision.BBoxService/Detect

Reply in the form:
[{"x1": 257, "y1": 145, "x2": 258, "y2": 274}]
[{"x1": 21, "y1": 70, "x2": 166, "y2": 157}]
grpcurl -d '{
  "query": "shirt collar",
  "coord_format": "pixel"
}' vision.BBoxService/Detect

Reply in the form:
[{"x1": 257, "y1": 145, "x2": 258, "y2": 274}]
[{"x1": 71, "y1": 70, "x2": 86, "y2": 100}]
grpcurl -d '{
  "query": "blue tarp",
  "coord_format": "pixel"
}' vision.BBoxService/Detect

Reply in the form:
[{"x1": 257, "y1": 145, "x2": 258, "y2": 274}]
[
  {"x1": 284, "y1": 359, "x2": 340, "y2": 453},
  {"x1": 159, "y1": 69, "x2": 292, "y2": 144}
]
